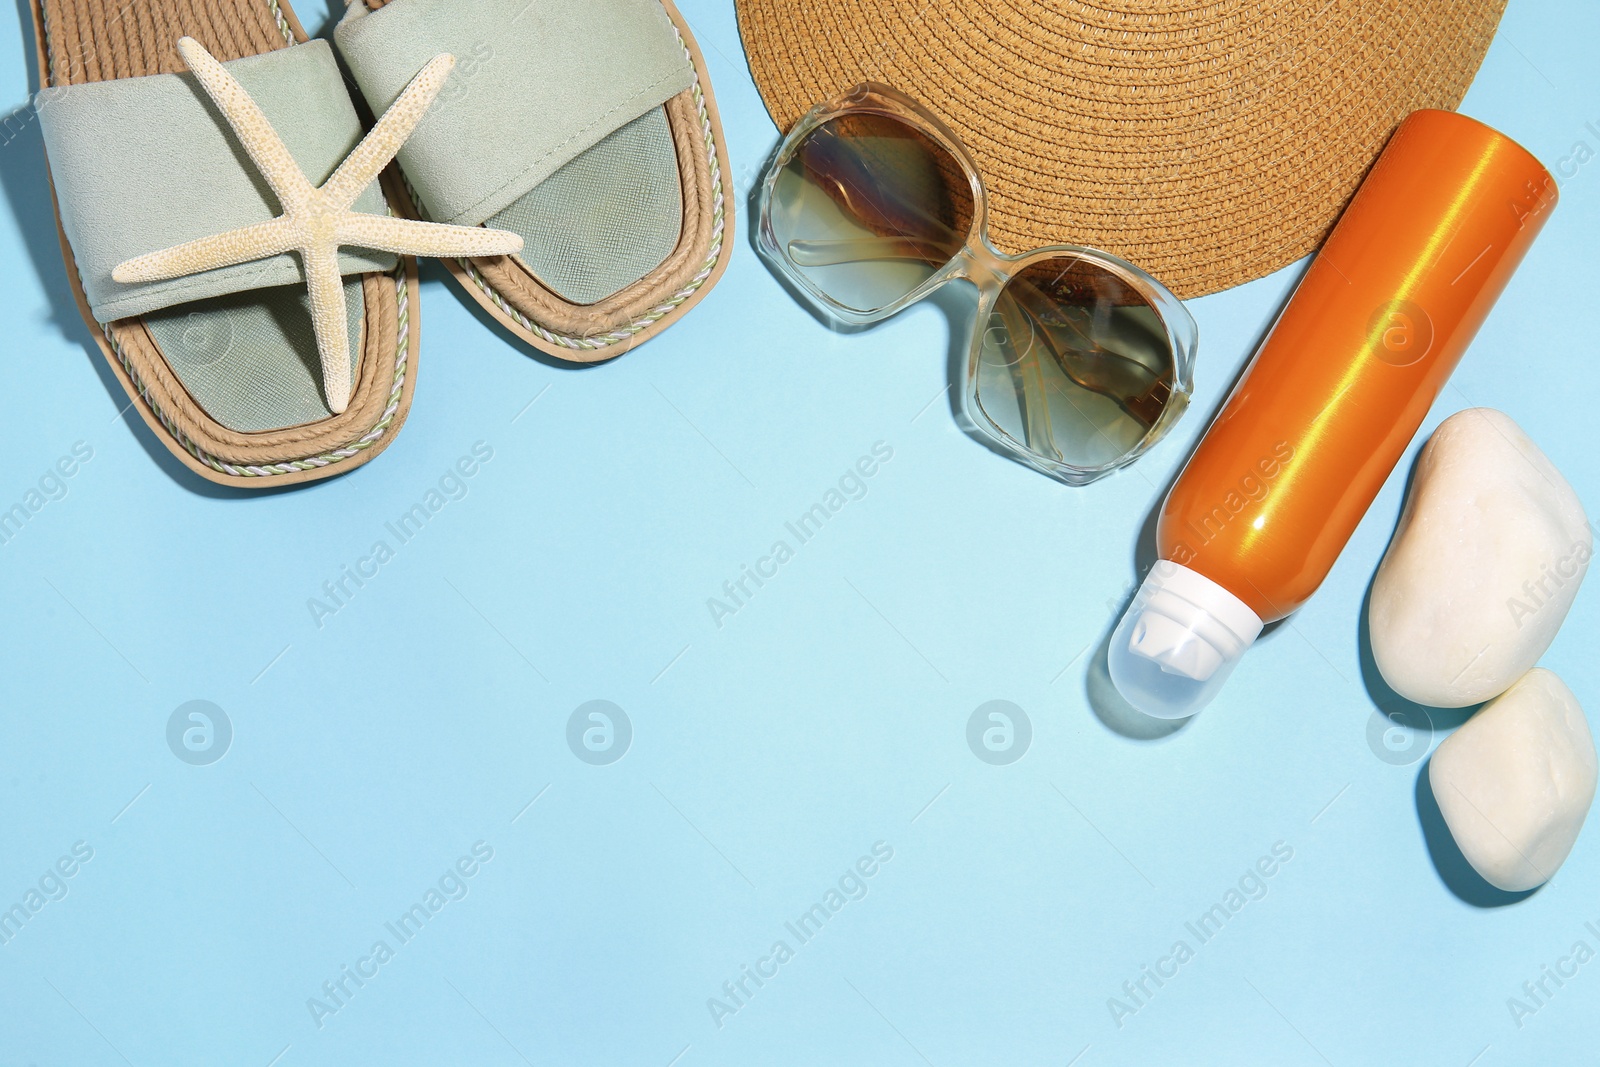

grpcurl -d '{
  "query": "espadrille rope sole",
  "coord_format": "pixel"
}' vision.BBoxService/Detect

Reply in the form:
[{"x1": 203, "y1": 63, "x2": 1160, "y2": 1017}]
[{"x1": 97, "y1": 269, "x2": 411, "y2": 479}]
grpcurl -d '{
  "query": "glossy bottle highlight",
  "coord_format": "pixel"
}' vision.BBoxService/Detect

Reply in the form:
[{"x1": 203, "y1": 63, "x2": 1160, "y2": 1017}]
[{"x1": 1110, "y1": 110, "x2": 1558, "y2": 719}]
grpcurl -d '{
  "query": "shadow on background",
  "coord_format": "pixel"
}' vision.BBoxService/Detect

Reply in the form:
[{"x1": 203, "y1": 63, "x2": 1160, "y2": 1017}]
[
  {"x1": 0, "y1": 15, "x2": 73, "y2": 336},
  {"x1": 1357, "y1": 577, "x2": 1479, "y2": 733},
  {"x1": 1414, "y1": 757, "x2": 1538, "y2": 909},
  {"x1": 1083, "y1": 554, "x2": 1189, "y2": 741},
  {"x1": 1361, "y1": 577, "x2": 1520, "y2": 906},
  {"x1": 1332, "y1": 408, "x2": 1534, "y2": 906},
  {"x1": 1355, "y1": 452, "x2": 1478, "y2": 725},
  {"x1": 1085, "y1": 636, "x2": 1188, "y2": 741}
]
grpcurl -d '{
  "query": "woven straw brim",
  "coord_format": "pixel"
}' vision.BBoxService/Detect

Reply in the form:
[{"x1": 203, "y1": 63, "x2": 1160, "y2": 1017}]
[{"x1": 737, "y1": 0, "x2": 1507, "y2": 298}]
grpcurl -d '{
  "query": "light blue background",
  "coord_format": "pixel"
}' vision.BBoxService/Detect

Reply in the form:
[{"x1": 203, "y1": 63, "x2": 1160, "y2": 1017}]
[{"x1": 1, "y1": 1, "x2": 1597, "y2": 1064}]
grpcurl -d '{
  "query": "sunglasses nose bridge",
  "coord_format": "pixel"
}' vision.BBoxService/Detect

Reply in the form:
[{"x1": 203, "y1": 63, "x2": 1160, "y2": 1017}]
[{"x1": 954, "y1": 241, "x2": 1015, "y2": 292}]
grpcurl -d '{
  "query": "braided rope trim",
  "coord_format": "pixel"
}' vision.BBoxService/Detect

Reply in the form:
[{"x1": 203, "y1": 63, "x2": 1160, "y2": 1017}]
[
  {"x1": 101, "y1": 268, "x2": 412, "y2": 479},
  {"x1": 267, "y1": 0, "x2": 295, "y2": 46},
  {"x1": 425, "y1": 25, "x2": 727, "y2": 354}
]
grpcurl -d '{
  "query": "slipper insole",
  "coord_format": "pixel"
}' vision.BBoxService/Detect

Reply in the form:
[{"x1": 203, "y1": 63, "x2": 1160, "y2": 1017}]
[
  {"x1": 144, "y1": 281, "x2": 365, "y2": 433},
  {"x1": 486, "y1": 106, "x2": 683, "y2": 307}
]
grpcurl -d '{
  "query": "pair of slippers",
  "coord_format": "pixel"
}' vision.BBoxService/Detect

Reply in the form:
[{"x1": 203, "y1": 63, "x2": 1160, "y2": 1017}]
[{"x1": 32, "y1": 0, "x2": 732, "y2": 486}]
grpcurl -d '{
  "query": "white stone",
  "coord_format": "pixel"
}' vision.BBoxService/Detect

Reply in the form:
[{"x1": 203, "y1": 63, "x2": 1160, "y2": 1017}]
[
  {"x1": 1429, "y1": 669, "x2": 1597, "y2": 892},
  {"x1": 1370, "y1": 408, "x2": 1590, "y2": 707}
]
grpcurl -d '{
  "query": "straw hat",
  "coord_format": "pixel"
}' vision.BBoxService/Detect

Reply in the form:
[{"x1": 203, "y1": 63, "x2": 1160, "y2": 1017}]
[{"x1": 736, "y1": 0, "x2": 1508, "y2": 297}]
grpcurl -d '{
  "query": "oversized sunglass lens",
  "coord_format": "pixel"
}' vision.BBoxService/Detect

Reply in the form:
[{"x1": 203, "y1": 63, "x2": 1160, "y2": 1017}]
[
  {"x1": 974, "y1": 257, "x2": 1179, "y2": 472},
  {"x1": 770, "y1": 112, "x2": 975, "y2": 313}
]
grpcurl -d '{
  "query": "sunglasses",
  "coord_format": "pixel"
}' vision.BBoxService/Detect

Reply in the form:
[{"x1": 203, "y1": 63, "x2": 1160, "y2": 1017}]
[{"x1": 757, "y1": 84, "x2": 1198, "y2": 485}]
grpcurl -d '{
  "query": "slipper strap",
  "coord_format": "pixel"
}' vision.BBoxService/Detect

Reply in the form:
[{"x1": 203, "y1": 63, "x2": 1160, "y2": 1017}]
[
  {"x1": 335, "y1": 0, "x2": 694, "y2": 228},
  {"x1": 37, "y1": 41, "x2": 397, "y2": 323}
]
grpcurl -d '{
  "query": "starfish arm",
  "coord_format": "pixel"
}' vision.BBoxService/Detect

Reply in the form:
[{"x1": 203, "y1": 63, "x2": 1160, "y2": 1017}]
[
  {"x1": 304, "y1": 246, "x2": 355, "y2": 415},
  {"x1": 112, "y1": 219, "x2": 299, "y2": 283},
  {"x1": 322, "y1": 54, "x2": 457, "y2": 210},
  {"x1": 340, "y1": 214, "x2": 524, "y2": 259},
  {"x1": 176, "y1": 37, "x2": 315, "y2": 210}
]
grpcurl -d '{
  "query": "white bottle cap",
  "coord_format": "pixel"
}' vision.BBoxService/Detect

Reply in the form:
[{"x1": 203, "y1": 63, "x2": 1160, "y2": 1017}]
[{"x1": 1107, "y1": 561, "x2": 1264, "y2": 719}]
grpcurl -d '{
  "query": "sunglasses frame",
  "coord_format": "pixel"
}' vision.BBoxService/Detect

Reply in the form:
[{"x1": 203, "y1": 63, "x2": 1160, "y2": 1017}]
[{"x1": 756, "y1": 83, "x2": 1198, "y2": 485}]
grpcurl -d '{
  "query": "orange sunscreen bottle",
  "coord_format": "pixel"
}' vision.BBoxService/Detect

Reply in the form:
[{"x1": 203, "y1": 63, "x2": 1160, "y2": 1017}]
[{"x1": 1109, "y1": 110, "x2": 1557, "y2": 719}]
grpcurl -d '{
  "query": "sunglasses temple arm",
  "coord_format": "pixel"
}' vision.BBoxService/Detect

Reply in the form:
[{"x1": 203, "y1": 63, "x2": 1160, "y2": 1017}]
[
  {"x1": 786, "y1": 236, "x2": 955, "y2": 267},
  {"x1": 1024, "y1": 309, "x2": 1167, "y2": 430}
]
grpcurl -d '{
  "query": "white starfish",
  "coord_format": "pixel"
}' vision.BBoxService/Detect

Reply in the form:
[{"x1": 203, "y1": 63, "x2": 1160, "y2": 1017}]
[{"x1": 114, "y1": 37, "x2": 523, "y2": 414}]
